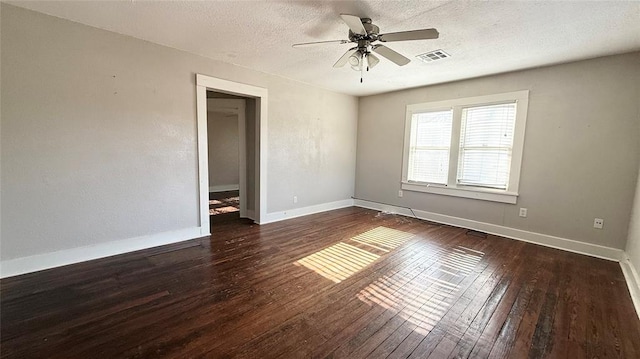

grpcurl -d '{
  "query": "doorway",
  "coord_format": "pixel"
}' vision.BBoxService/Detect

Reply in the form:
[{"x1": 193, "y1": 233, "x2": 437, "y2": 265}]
[
  {"x1": 206, "y1": 95, "x2": 245, "y2": 224},
  {"x1": 196, "y1": 74, "x2": 267, "y2": 236}
]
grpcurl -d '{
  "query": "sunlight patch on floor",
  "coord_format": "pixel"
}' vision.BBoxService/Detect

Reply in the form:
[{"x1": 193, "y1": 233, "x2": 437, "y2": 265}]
[
  {"x1": 357, "y1": 246, "x2": 484, "y2": 335},
  {"x1": 350, "y1": 226, "x2": 415, "y2": 252},
  {"x1": 295, "y1": 242, "x2": 380, "y2": 283},
  {"x1": 293, "y1": 227, "x2": 417, "y2": 283},
  {"x1": 209, "y1": 206, "x2": 239, "y2": 215},
  {"x1": 209, "y1": 192, "x2": 240, "y2": 216}
]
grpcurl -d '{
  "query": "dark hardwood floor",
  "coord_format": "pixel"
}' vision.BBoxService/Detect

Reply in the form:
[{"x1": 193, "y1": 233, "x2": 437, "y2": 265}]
[
  {"x1": 1, "y1": 207, "x2": 639, "y2": 358},
  {"x1": 209, "y1": 190, "x2": 240, "y2": 225}
]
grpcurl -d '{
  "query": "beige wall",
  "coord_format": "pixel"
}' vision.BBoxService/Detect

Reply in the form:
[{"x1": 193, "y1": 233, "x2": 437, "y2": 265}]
[
  {"x1": 0, "y1": 4, "x2": 358, "y2": 260},
  {"x1": 356, "y1": 52, "x2": 640, "y2": 249},
  {"x1": 207, "y1": 110, "x2": 240, "y2": 189},
  {"x1": 627, "y1": 166, "x2": 640, "y2": 271}
]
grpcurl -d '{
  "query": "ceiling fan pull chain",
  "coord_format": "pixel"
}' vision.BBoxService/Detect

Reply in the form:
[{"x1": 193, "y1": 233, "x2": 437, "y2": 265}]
[{"x1": 365, "y1": 52, "x2": 370, "y2": 71}]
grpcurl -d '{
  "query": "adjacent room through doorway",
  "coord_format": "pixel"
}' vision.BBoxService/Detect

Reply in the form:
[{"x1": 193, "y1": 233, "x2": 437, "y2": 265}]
[{"x1": 206, "y1": 92, "x2": 253, "y2": 225}]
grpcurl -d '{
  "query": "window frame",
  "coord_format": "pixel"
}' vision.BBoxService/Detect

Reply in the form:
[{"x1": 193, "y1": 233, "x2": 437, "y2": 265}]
[{"x1": 401, "y1": 90, "x2": 529, "y2": 204}]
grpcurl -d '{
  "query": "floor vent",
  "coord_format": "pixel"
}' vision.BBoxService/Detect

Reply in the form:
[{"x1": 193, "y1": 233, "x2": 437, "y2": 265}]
[{"x1": 466, "y1": 229, "x2": 487, "y2": 239}]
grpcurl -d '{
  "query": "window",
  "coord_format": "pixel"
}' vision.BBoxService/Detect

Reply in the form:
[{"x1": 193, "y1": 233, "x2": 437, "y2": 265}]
[
  {"x1": 407, "y1": 110, "x2": 453, "y2": 184},
  {"x1": 401, "y1": 91, "x2": 529, "y2": 204},
  {"x1": 457, "y1": 103, "x2": 516, "y2": 189}
]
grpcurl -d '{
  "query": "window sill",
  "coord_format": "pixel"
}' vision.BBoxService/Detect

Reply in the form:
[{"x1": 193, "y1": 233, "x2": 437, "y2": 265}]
[{"x1": 401, "y1": 182, "x2": 518, "y2": 204}]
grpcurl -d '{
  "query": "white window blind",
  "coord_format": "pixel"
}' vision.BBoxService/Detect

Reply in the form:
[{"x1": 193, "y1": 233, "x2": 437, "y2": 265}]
[
  {"x1": 457, "y1": 102, "x2": 517, "y2": 189},
  {"x1": 408, "y1": 110, "x2": 453, "y2": 184}
]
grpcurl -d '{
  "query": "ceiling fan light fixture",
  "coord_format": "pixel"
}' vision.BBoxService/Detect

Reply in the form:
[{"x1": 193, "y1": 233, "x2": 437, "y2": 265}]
[
  {"x1": 348, "y1": 52, "x2": 361, "y2": 67},
  {"x1": 367, "y1": 53, "x2": 380, "y2": 69},
  {"x1": 349, "y1": 51, "x2": 363, "y2": 71}
]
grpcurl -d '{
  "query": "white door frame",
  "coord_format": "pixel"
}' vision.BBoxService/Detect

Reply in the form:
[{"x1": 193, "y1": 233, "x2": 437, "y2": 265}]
[{"x1": 196, "y1": 74, "x2": 268, "y2": 235}]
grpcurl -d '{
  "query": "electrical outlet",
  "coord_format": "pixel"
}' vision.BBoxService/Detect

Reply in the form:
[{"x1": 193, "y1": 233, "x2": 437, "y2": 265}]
[
  {"x1": 293, "y1": 196, "x2": 298, "y2": 204},
  {"x1": 519, "y1": 208, "x2": 527, "y2": 218},
  {"x1": 594, "y1": 218, "x2": 604, "y2": 229},
  {"x1": 398, "y1": 190, "x2": 403, "y2": 198}
]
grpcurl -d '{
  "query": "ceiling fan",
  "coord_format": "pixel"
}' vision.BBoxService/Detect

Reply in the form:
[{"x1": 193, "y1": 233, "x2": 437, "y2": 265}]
[{"x1": 293, "y1": 14, "x2": 439, "y2": 82}]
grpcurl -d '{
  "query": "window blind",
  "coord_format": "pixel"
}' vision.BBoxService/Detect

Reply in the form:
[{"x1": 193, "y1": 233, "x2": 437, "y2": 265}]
[
  {"x1": 408, "y1": 110, "x2": 453, "y2": 184},
  {"x1": 457, "y1": 103, "x2": 516, "y2": 189}
]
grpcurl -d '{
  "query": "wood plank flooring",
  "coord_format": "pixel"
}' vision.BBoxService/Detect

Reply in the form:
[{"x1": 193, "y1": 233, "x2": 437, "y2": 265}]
[
  {"x1": 209, "y1": 190, "x2": 240, "y2": 225},
  {"x1": 1, "y1": 207, "x2": 639, "y2": 358}
]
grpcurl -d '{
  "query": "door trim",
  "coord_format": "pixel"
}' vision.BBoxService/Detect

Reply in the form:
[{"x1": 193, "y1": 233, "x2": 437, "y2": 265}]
[{"x1": 196, "y1": 74, "x2": 268, "y2": 235}]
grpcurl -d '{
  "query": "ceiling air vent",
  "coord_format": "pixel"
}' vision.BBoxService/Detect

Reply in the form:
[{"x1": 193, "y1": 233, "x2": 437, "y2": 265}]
[{"x1": 416, "y1": 49, "x2": 450, "y2": 63}]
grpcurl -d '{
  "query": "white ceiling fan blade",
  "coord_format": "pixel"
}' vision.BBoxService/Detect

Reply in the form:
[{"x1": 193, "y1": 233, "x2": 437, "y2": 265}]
[
  {"x1": 367, "y1": 53, "x2": 380, "y2": 69},
  {"x1": 379, "y1": 29, "x2": 439, "y2": 42},
  {"x1": 372, "y1": 45, "x2": 410, "y2": 66},
  {"x1": 340, "y1": 14, "x2": 366, "y2": 35},
  {"x1": 334, "y1": 47, "x2": 358, "y2": 68},
  {"x1": 292, "y1": 40, "x2": 350, "y2": 48}
]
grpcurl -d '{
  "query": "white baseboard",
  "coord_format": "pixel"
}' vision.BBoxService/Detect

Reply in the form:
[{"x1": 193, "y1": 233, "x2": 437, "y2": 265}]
[
  {"x1": 0, "y1": 227, "x2": 203, "y2": 279},
  {"x1": 259, "y1": 199, "x2": 354, "y2": 225},
  {"x1": 0, "y1": 199, "x2": 352, "y2": 278},
  {"x1": 209, "y1": 184, "x2": 239, "y2": 192},
  {"x1": 620, "y1": 253, "x2": 640, "y2": 319},
  {"x1": 354, "y1": 199, "x2": 623, "y2": 262}
]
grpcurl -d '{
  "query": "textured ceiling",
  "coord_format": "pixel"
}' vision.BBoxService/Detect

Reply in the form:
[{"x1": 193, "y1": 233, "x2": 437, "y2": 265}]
[{"x1": 8, "y1": 0, "x2": 640, "y2": 96}]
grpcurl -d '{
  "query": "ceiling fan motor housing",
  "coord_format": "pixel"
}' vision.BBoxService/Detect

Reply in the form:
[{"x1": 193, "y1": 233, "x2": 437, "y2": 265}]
[{"x1": 348, "y1": 18, "x2": 380, "y2": 43}]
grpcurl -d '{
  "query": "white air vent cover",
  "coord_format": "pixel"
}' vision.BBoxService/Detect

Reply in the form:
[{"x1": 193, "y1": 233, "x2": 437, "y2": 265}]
[{"x1": 416, "y1": 50, "x2": 450, "y2": 63}]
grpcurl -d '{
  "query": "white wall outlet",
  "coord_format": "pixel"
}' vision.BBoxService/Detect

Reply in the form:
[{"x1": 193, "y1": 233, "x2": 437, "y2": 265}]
[
  {"x1": 398, "y1": 190, "x2": 403, "y2": 198},
  {"x1": 293, "y1": 196, "x2": 298, "y2": 204},
  {"x1": 594, "y1": 218, "x2": 604, "y2": 229},
  {"x1": 519, "y1": 208, "x2": 527, "y2": 218}
]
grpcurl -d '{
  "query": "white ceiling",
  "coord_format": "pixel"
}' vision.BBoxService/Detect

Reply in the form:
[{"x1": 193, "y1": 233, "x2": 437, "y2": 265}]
[{"x1": 8, "y1": 0, "x2": 640, "y2": 96}]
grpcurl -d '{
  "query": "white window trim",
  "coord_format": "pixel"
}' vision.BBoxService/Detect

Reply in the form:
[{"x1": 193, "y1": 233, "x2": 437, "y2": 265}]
[{"x1": 401, "y1": 90, "x2": 529, "y2": 204}]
